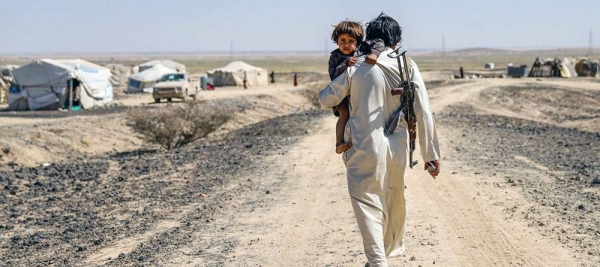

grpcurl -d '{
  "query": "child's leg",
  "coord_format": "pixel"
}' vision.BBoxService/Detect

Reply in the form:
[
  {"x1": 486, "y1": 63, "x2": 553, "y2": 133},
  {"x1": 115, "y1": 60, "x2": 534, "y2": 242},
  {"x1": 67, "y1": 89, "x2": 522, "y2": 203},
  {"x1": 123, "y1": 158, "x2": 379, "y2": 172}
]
[{"x1": 335, "y1": 99, "x2": 351, "y2": 154}]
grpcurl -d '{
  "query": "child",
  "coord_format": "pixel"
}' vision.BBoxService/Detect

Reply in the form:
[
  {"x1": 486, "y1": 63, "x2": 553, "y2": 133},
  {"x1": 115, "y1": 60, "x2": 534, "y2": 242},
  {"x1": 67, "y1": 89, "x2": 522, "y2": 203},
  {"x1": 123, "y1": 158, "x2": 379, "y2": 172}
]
[{"x1": 329, "y1": 20, "x2": 385, "y2": 154}]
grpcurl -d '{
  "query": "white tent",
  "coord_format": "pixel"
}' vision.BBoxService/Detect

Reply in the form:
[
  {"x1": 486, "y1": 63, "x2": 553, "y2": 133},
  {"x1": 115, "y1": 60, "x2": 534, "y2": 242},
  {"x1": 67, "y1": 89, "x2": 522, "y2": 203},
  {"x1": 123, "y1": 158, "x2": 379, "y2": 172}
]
[
  {"x1": 126, "y1": 64, "x2": 175, "y2": 93},
  {"x1": 104, "y1": 63, "x2": 133, "y2": 87},
  {"x1": 9, "y1": 59, "x2": 113, "y2": 110},
  {"x1": 138, "y1": 60, "x2": 186, "y2": 72},
  {"x1": 207, "y1": 61, "x2": 268, "y2": 87}
]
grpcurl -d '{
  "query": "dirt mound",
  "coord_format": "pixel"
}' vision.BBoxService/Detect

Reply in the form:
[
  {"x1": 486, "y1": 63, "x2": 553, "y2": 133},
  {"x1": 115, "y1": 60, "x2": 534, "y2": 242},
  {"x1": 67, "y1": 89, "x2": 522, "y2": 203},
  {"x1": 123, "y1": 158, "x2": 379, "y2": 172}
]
[
  {"x1": 478, "y1": 84, "x2": 600, "y2": 132},
  {"x1": 438, "y1": 105, "x2": 600, "y2": 262}
]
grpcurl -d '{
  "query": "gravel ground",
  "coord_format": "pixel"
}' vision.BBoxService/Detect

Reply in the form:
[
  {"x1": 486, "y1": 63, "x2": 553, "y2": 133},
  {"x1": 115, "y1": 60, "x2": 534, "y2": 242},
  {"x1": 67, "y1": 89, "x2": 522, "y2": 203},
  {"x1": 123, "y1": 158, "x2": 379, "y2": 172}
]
[
  {"x1": 437, "y1": 104, "x2": 600, "y2": 263},
  {"x1": 0, "y1": 97, "x2": 327, "y2": 266}
]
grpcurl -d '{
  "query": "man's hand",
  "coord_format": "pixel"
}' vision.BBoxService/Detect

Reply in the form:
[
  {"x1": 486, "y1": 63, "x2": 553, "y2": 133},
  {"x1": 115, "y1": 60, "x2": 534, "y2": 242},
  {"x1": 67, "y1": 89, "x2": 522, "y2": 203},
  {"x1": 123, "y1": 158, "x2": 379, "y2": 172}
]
[
  {"x1": 347, "y1": 56, "x2": 357, "y2": 66},
  {"x1": 365, "y1": 53, "x2": 378, "y2": 65},
  {"x1": 424, "y1": 160, "x2": 440, "y2": 178}
]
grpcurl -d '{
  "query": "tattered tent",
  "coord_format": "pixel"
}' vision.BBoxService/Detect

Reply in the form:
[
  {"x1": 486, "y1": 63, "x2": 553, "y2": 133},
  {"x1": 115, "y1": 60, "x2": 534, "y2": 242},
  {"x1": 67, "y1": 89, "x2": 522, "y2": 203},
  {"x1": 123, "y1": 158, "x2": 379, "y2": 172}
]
[
  {"x1": 207, "y1": 61, "x2": 268, "y2": 87},
  {"x1": 0, "y1": 79, "x2": 7, "y2": 104},
  {"x1": 126, "y1": 64, "x2": 175, "y2": 93},
  {"x1": 559, "y1": 58, "x2": 578, "y2": 78},
  {"x1": 138, "y1": 60, "x2": 185, "y2": 72},
  {"x1": 1, "y1": 65, "x2": 19, "y2": 83},
  {"x1": 9, "y1": 59, "x2": 113, "y2": 110},
  {"x1": 104, "y1": 63, "x2": 133, "y2": 87},
  {"x1": 528, "y1": 57, "x2": 578, "y2": 78},
  {"x1": 575, "y1": 59, "x2": 600, "y2": 77}
]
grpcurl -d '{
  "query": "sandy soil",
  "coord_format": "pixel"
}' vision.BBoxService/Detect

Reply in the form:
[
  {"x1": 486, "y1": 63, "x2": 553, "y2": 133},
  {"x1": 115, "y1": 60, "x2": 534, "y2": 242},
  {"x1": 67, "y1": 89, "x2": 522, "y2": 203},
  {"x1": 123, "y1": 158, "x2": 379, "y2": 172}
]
[{"x1": 1, "y1": 74, "x2": 599, "y2": 266}]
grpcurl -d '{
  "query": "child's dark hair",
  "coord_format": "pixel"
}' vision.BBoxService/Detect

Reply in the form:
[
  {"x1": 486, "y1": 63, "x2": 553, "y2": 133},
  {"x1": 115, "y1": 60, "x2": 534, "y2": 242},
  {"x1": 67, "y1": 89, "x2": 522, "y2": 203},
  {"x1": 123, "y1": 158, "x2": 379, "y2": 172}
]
[
  {"x1": 365, "y1": 12, "x2": 402, "y2": 47},
  {"x1": 331, "y1": 20, "x2": 365, "y2": 43}
]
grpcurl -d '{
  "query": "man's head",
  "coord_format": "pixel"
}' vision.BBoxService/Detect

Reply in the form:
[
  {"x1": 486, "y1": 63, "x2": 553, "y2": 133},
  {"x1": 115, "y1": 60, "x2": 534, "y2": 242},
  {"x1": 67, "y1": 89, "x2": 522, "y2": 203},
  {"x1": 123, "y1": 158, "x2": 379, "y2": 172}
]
[
  {"x1": 366, "y1": 13, "x2": 402, "y2": 47},
  {"x1": 331, "y1": 20, "x2": 364, "y2": 55}
]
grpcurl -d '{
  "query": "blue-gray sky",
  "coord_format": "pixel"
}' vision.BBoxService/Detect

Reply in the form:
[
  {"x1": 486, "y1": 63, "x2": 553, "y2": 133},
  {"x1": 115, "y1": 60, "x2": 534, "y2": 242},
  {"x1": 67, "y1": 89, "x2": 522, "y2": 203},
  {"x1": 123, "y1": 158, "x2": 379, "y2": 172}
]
[{"x1": 1, "y1": 0, "x2": 598, "y2": 54}]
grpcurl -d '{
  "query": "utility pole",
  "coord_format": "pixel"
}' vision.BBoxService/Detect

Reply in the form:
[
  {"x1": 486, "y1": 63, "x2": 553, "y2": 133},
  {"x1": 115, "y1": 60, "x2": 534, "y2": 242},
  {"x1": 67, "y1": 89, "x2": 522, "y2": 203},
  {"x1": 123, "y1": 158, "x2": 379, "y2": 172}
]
[{"x1": 589, "y1": 30, "x2": 593, "y2": 56}]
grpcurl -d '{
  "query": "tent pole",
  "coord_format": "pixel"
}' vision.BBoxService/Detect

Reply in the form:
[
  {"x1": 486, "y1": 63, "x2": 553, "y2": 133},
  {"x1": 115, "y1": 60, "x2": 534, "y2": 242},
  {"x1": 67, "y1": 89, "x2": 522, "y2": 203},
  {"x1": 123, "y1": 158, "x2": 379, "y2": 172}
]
[{"x1": 68, "y1": 79, "x2": 73, "y2": 111}]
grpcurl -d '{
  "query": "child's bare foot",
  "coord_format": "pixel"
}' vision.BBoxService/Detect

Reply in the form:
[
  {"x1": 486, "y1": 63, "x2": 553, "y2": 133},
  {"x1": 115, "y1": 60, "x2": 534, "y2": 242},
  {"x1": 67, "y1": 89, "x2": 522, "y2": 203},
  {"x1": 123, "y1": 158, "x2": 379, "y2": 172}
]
[{"x1": 335, "y1": 142, "x2": 352, "y2": 154}]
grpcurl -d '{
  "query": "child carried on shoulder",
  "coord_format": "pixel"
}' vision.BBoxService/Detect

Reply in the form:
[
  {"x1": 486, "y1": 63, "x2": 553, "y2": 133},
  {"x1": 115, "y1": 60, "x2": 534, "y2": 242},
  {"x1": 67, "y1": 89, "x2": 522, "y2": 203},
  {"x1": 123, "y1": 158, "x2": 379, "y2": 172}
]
[{"x1": 328, "y1": 20, "x2": 385, "y2": 154}]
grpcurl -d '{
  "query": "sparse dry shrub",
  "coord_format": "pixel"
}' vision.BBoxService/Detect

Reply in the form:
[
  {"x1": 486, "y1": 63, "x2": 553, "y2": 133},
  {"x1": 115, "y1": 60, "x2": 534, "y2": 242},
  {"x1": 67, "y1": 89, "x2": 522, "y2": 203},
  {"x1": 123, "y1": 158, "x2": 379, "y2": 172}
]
[{"x1": 128, "y1": 100, "x2": 231, "y2": 149}]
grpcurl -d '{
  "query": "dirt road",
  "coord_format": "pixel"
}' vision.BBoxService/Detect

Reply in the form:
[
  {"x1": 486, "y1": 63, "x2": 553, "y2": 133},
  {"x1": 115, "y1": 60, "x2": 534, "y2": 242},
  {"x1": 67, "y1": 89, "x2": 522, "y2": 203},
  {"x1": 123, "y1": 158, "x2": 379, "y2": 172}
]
[
  {"x1": 228, "y1": 117, "x2": 580, "y2": 266},
  {"x1": 228, "y1": 79, "x2": 597, "y2": 266},
  {"x1": 1, "y1": 77, "x2": 598, "y2": 266}
]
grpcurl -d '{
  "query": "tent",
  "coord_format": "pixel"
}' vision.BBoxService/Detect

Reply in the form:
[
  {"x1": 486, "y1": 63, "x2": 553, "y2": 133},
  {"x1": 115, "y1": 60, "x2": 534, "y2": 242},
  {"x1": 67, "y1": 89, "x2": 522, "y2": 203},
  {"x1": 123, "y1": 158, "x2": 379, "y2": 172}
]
[
  {"x1": 9, "y1": 59, "x2": 113, "y2": 110},
  {"x1": 138, "y1": 60, "x2": 185, "y2": 72},
  {"x1": 0, "y1": 79, "x2": 6, "y2": 104},
  {"x1": 528, "y1": 57, "x2": 578, "y2": 78},
  {"x1": 126, "y1": 63, "x2": 175, "y2": 93},
  {"x1": 207, "y1": 61, "x2": 268, "y2": 87},
  {"x1": 575, "y1": 59, "x2": 600, "y2": 77},
  {"x1": 1, "y1": 65, "x2": 19, "y2": 83},
  {"x1": 104, "y1": 63, "x2": 133, "y2": 88}
]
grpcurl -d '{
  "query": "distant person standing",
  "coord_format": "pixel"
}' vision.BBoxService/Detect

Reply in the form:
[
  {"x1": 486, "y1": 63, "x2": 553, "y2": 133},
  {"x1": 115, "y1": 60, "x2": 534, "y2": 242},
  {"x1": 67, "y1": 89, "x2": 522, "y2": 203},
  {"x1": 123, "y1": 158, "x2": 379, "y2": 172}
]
[
  {"x1": 293, "y1": 72, "x2": 298, "y2": 86},
  {"x1": 243, "y1": 71, "x2": 248, "y2": 89},
  {"x1": 270, "y1": 70, "x2": 275, "y2": 83}
]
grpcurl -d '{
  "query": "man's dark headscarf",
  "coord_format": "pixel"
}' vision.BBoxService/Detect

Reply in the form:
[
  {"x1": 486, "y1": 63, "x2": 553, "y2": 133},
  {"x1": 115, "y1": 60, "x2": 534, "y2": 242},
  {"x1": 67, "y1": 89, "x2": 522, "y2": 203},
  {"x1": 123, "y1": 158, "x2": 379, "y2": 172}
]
[{"x1": 366, "y1": 12, "x2": 402, "y2": 47}]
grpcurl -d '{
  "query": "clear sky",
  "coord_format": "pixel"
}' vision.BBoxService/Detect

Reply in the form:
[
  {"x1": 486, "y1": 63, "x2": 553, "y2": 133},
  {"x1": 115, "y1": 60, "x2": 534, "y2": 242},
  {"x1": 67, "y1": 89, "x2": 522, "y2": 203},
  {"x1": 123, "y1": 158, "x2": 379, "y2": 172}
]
[{"x1": 1, "y1": 0, "x2": 598, "y2": 54}]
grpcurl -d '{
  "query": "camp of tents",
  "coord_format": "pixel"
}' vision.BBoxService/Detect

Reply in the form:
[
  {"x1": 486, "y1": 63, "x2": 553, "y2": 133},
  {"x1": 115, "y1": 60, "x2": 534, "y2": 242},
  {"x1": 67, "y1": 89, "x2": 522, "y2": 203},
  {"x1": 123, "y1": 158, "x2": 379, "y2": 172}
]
[
  {"x1": 8, "y1": 59, "x2": 113, "y2": 110},
  {"x1": 207, "y1": 61, "x2": 268, "y2": 87},
  {"x1": 2, "y1": 57, "x2": 275, "y2": 110}
]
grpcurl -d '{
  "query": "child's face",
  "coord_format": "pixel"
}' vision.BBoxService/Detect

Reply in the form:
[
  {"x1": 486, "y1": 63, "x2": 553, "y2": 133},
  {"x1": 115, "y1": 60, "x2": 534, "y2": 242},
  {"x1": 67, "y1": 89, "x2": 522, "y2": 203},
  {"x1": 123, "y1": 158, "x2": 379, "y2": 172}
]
[{"x1": 337, "y1": 33, "x2": 357, "y2": 56}]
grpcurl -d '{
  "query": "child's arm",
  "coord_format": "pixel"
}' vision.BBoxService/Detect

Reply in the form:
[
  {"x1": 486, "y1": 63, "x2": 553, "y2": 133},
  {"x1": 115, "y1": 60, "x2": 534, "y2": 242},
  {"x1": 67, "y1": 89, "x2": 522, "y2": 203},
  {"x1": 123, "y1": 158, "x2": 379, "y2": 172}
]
[
  {"x1": 334, "y1": 61, "x2": 348, "y2": 79},
  {"x1": 329, "y1": 51, "x2": 357, "y2": 80},
  {"x1": 334, "y1": 56, "x2": 359, "y2": 78},
  {"x1": 363, "y1": 38, "x2": 386, "y2": 65},
  {"x1": 328, "y1": 54, "x2": 339, "y2": 81}
]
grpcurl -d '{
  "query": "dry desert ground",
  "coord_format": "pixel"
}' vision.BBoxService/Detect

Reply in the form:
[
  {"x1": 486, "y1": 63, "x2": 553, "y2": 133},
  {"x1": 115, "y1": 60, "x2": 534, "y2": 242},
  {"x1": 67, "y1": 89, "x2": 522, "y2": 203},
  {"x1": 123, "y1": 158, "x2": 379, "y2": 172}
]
[{"x1": 0, "y1": 52, "x2": 599, "y2": 266}]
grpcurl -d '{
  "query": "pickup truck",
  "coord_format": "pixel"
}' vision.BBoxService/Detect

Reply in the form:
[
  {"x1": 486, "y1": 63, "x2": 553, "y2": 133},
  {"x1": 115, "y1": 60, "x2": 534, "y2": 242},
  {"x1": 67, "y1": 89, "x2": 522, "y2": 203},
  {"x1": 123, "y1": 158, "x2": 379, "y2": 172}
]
[{"x1": 152, "y1": 72, "x2": 198, "y2": 103}]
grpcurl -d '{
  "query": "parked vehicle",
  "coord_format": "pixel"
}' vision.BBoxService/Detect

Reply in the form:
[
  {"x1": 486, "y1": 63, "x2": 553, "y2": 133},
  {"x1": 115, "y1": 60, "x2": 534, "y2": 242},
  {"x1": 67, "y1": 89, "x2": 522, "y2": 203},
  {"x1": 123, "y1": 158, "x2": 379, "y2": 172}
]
[{"x1": 152, "y1": 72, "x2": 197, "y2": 103}]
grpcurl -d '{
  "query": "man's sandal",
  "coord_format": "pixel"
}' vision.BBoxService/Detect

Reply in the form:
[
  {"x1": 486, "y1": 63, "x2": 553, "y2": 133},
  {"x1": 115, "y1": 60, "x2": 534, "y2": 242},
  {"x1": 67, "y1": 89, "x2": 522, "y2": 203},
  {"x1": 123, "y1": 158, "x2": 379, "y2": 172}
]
[{"x1": 336, "y1": 142, "x2": 352, "y2": 154}]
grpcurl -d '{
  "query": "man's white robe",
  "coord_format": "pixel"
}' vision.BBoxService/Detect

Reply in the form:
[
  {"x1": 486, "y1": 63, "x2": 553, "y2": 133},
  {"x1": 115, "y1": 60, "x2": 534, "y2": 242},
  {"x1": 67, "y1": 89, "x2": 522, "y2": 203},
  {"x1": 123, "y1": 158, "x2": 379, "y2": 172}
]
[{"x1": 319, "y1": 48, "x2": 441, "y2": 267}]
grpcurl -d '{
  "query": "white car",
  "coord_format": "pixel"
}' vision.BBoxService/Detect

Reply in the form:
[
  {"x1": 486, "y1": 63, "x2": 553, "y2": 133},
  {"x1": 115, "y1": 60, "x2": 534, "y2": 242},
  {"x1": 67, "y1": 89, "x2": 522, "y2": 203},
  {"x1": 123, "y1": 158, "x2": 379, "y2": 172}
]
[{"x1": 152, "y1": 73, "x2": 198, "y2": 103}]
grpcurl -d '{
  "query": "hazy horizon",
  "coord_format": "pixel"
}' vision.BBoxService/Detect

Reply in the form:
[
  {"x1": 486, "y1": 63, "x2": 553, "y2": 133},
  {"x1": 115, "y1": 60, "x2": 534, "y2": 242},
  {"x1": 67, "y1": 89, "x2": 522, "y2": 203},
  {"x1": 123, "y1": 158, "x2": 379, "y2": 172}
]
[
  {"x1": 1, "y1": 47, "x2": 598, "y2": 57},
  {"x1": 1, "y1": 0, "x2": 598, "y2": 55}
]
